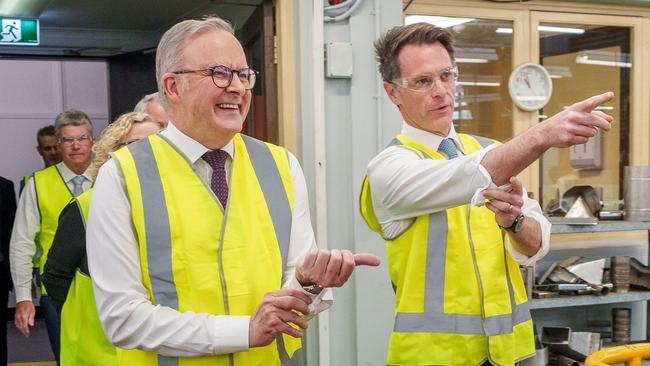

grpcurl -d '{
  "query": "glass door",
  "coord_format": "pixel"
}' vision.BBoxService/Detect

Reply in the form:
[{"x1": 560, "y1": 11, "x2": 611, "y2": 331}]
[{"x1": 531, "y1": 12, "x2": 647, "y2": 212}]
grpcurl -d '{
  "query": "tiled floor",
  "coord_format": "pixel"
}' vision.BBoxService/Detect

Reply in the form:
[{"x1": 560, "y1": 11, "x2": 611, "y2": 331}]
[{"x1": 7, "y1": 319, "x2": 55, "y2": 364}]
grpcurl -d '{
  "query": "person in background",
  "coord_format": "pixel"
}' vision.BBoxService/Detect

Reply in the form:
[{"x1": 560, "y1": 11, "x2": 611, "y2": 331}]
[
  {"x1": 134, "y1": 92, "x2": 169, "y2": 127},
  {"x1": 360, "y1": 23, "x2": 614, "y2": 366},
  {"x1": 43, "y1": 112, "x2": 162, "y2": 366},
  {"x1": 10, "y1": 109, "x2": 94, "y2": 364},
  {"x1": 19, "y1": 125, "x2": 62, "y2": 195},
  {"x1": 87, "y1": 16, "x2": 380, "y2": 365},
  {"x1": 0, "y1": 176, "x2": 16, "y2": 366}
]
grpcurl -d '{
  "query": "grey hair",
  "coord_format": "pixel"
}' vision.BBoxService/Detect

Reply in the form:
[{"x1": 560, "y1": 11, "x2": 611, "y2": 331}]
[
  {"x1": 155, "y1": 16, "x2": 235, "y2": 105},
  {"x1": 133, "y1": 92, "x2": 161, "y2": 113},
  {"x1": 53, "y1": 109, "x2": 93, "y2": 137}
]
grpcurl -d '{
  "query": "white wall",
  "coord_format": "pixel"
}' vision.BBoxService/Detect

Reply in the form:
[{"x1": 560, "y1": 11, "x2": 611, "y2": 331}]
[
  {"x1": 294, "y1": 1, "x2": 403, "y2": 364},
  {"x1": 0, "y1": 59, "x2": 110, "y2": 194}
]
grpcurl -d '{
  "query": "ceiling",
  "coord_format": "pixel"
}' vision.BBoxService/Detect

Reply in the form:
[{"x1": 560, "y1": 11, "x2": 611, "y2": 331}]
[{"x1": 0, "y1": 0, "x2": 262, "y2": 57}]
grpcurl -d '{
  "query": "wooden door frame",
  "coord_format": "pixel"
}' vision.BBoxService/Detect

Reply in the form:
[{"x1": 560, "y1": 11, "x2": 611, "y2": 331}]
[{"x1": 242, "y1": 0, "x2": 278, "y2": 144}]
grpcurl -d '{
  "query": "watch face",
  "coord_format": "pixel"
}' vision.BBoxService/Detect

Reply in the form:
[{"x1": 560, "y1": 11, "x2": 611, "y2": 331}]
[
  {"x1": 513, "y1": 214, "x2": 525, "y2": 233},
  {"x1": 508, "y1": 63, "x2": 553, "y2": 111}
]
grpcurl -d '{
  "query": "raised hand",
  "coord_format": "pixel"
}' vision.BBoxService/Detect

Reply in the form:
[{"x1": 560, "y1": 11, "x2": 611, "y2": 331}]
[
  {"x1": 483, "y1": 176, "x2": 524, "y2": 229},
  {"x1": 539, "y1": 91, "x2": 614, "y2": 148},
  {"x1": 249, "y1": 289, "x2": 312, "y2": 348},
  {"x1": 295, "y1": 249, "x2": 381, "y2": 288}
]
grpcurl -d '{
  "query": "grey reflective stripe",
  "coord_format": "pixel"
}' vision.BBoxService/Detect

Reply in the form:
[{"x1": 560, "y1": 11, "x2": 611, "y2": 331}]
[
  {"x1": 241, "y1": 135, "x2": 292, "y2": 280},
  {"x1": 128, "y1": 139, "x2": 179, "y2": 366},
  {"x1": 276, "y1": 335, "x2": 305, "y2": 366},
  {"x1": 127, "y1": 140, "x2": 179, "y2": 310},
  {"x1": 469, "y1": 134, "x2": 495, "y2": 148},
  {"x1": 157, "y1": 356, "x2": 177, "y2": 366},
  {"x1": 394, "y1": 211, "x2": 531, "y2": 335}
]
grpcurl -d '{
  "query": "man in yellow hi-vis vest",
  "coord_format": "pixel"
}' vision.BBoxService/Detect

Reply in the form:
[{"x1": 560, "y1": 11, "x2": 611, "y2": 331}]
[
  {"x1": 360, "y1": 23, "x2": 615, "y2": 366},
  {"x1": 86, "y1": 16, "x2": 380, "y2": 365},
  {"x1": 10, "y1": 109, "x2": 94, "y2": 364}
]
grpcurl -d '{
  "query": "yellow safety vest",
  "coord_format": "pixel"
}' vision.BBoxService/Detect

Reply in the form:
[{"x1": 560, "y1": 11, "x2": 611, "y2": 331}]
[
  {"x1": 33, "y1": 165, "x2": 74, "y2": 294},
  {"x1": 360, "y1": 134, "x2": 534, "y2": 366},
  {"x1": 60, "y1": 189, "x2": 118, "y2": 366},
  {"x1": 112, "y1": 133, "x2": 302, "y2": 366}
]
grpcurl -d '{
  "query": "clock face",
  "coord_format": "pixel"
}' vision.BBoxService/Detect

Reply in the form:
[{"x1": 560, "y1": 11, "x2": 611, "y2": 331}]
[{"x1": 508, "y1": 63, "x2": 553, "y2": 111}]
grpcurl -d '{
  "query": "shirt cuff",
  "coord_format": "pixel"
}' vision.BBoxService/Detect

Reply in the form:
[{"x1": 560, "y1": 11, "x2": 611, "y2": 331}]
[
  {"x1": 15, "y1": 287, "x2": 32, "y2": 303},
  {"x1": 468, "y1": 144, "x2": 500, "y2": 206},
  {"x1": 505, "y1": 214, "x2": 551, "y2": 266},
  {"x1": 287, "y1": 276, "x2": 333, "y2": 319},
  {"x1": 211, "y1": 315, "x2": 250, "y2": 354}
]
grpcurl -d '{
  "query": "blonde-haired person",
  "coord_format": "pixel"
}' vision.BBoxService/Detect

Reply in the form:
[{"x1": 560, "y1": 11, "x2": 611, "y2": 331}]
[
  {"x1": 89, "y1": 112, "x2": 162, "y2": 180},
  {"x1": 42, "y1": 112, "x2": 161, "y2": 366}
]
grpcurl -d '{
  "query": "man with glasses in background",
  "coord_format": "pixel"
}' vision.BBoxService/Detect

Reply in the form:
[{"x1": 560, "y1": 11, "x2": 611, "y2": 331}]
[
  {"x1": 134, "y1": 92, "x2": 169, "y2": 127},
  {"x1": 359, "y1": 23, "x2": 615, "y2": 366},
  {"x1": 10, "y1": 109, "x2": 94, "y2": 364},
  {"x1": 87, "y1": 16, "x2": 379, "y2": 365}
]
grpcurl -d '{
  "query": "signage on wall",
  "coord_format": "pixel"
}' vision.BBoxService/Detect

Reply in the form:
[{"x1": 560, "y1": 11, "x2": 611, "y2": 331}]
[{"x1": 0, "y1": 18, "x2": 39, "y2": 46}]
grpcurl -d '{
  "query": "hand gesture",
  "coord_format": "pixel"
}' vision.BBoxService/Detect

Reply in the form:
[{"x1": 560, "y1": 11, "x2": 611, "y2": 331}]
[
  {"x1": 482, "y1": 176, "x2": 524, "y2": 229},
  {"x1": 539, "y1": 91, "x2": 614, "y2": 148},
  {"x1": 249, "y1": 289, "x2": 312, "y2": 348},
  {"x1": 295, "y1": 249, "x2": 381, "y2": 288},
  {"x1": 14, "y1": 300, "x2": 36, "y2": 337}
]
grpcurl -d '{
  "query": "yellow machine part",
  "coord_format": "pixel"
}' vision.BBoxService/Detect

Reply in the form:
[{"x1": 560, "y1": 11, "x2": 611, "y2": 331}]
[{"x1": 586, "y1": 343, "x2": 650, "y2": 366}]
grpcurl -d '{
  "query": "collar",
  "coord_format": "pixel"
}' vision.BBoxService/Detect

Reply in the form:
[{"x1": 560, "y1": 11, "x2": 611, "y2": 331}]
[
  {"x1": 161, "y1": 121, "x2": 235, "y2": 164},
  {"x1": 57, "y1": 162, "x2": 91, "y2": 182},
  {"x1": 400, "y1": 122, "x2": 465, "y2": 155}
]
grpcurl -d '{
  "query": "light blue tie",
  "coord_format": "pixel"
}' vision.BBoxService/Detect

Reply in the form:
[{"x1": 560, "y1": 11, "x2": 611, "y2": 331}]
[
  {"x1": 71, "y1": 175, "x2": 85, "y2": 196},
  {"x1": 438, "y1": 138, "x2": 458, "y2": 159}
]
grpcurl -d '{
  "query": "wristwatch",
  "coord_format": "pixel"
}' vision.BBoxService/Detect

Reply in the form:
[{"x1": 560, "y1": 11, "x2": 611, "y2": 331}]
[
  {"x1": 302, "y1": 283, "x2": 324, "y2": 295},
  {"x1": 501, "y1": 213, "x2": 526, "y2": 234}
]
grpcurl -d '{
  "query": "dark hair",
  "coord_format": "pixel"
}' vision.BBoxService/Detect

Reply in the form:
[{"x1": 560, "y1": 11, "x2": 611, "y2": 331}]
[
  {"x1": 374, "y1": 22, "x2": 455, "y2": 82},
  {"x1": 36, "y1": 125, "x2": 56, "y2": 145}
]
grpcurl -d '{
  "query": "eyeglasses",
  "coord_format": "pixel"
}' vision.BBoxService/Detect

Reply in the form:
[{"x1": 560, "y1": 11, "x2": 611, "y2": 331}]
[
  {"x1": 391, "y1": 66, "x2": 458, "y2": 93},
  {"x1": 59, "y1": 135, "x2": 92, "y2": 145},
  {"x1": 172, "y1": 65, "x2": 258, "y2": 90}
]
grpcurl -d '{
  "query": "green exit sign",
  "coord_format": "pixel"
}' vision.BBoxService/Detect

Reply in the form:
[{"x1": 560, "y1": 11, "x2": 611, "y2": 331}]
[{"x1": 0, "y1": 18, "x2": 39, "y2": 46}]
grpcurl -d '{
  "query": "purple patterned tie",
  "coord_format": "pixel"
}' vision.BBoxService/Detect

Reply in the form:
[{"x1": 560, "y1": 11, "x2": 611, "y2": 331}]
[{"x1": 202, "y1": 149, "x2": 229, "y2": 208}]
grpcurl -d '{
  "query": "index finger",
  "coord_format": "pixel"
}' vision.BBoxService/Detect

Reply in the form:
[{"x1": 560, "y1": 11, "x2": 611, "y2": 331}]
[
  {"x1": 570, "y1": 91, "x2": 614, "y2": 112},
  {"x1": 268, "y1": 288, "x2": 313, "y2": 304}
]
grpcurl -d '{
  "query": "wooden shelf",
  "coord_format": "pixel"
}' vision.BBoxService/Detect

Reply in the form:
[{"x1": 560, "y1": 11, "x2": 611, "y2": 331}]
[{"x1": 530, "y1": 291, "x2": 650, "y2": 310}]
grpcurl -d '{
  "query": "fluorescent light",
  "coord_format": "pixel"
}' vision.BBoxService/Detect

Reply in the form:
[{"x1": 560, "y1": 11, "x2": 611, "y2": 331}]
[
  {"x1": 0, "y1": 0, "x2": 49, "y2": 17},
  {"x1": 455, "y1": 47, "x2": 498, "y2": 63},
  {"x1": 405, "y1": 16, "x2": 475, "y2": 28},
  {"x1": 458, "y1": 81, "x2": 500, "y2": 87},
  {"x1": 456, "y1": 58, "x2": 489, "y2": 64},
  {"x1": 575, "y1": 51, "x2": 632, "y2": 68},
  {"x1": 576, "y1": 56, "x2": 631, "y2": 68},
  {"x1": 495, "y1": 26, "x2": 585, "y2": 34},
  {"x1": 543, "y1": 65, "x2": 572, "y2": 79},
  {"x1": 538, "y1": 25, "x2": 585, "y2": 34}
]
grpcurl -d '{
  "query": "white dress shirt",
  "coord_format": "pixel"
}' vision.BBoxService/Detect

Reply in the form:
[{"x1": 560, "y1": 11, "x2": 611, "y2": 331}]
[
  {"x1": 366, "y1": 122, "x2": 550, "y2": 266},
  {"x1": 9, "y1": 162, "x2": 92, "y2": 302},
  {"x1": 86, "y1": 122, "x2": 331, "y2": 357}
]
